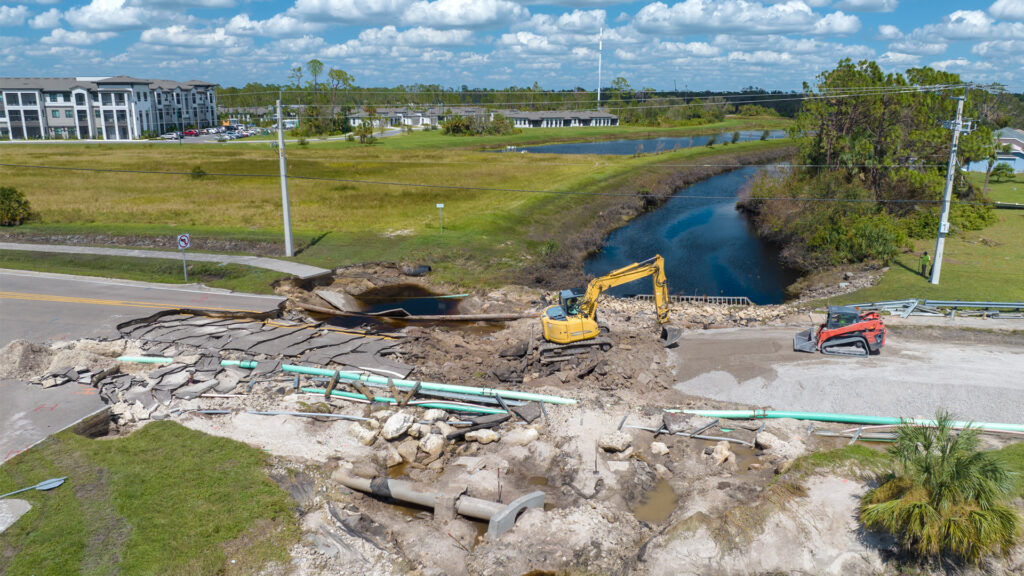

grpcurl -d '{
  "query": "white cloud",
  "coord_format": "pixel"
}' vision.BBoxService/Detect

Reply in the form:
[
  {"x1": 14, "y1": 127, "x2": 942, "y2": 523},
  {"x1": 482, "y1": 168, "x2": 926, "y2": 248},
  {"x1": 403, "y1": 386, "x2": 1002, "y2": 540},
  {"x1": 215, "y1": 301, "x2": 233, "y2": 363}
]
[
  {"x1": 135, "y1": 0, "x2": 236, "y2": 7},
  {"x1": 909, "y1": 9, "x2": 1024, "y2": 41},
  {"x1": 403, "y1": 0, "x2": 528, "y2": 29},
  {"x1": 833, "y1": 0, "x2": 896, "y2": 12},
  {"x1": 659, "y1": 40, "x2": 720, "y2": 57},
  {"x1": 989, "y1": 0, "x2": 1024, "y2": 21},
  {"x1": 65, "y1": 0, "x2": 165, "y2": 31},
  {"x1": 288, "y1": 0, "x2": 410, "y2": 24},
  {"x1": 930, "y1": 57, "x2": 970, "y2": 71},
  {"x1": 812, "y1": 11, "x2": 860, "y2": 34},
  {"x1": 497, "y1": 30, "x2": 562, "y2": 54},
  {"x1": 877, "y1": 51, "x2": 920, "y2": 66},
  {"x1": 727, "y1": 50, "x2": 796, "y2": 64},
  {"x1": 41, "y1": 27, "x2": 116, "y2": 45},
  {"x1": 876, "y1": 24, "x2": 902, "y2": 39},
  {"x1": 29, "y1": 7, "x2": 60, "y2": 28},
  {"x1": 888, "y1": 39, "x2": 946, "y2": 55},
  {"x1": 972, "y1": 38, "x2": 1024, "y2": 57},
  {"x1": 26, "y1": 45, "x2": 100, "y2": 58},
  {"x1": 357, "y1": 25, "x2": 473, "y2": 46},
  {"x1": 140, "y1": 25, "x2": 247, "y2": 49},
  {"x1": 633, "y1": 0, "x2": 860, "y2": 36},
  {"x1": 226, "y1": 13, "x2": 326, "y2": 37},
  {"x1": 519, "y1": 9, "x2": 605, "y2": 35},
  {"x1": 0, "y1": 5, "x2": 29, "y2": 26}
]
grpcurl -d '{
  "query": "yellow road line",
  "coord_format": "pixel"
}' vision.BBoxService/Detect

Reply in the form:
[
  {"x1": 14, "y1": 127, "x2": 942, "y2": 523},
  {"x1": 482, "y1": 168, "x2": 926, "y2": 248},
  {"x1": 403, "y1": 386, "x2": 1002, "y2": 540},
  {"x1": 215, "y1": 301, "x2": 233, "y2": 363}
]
[
  {"x1": 0, "y1": 291, "x2": 266, "y2": 313},
  {"x1": 0, "y1": 291, "x2": 396, "y2": 340}
]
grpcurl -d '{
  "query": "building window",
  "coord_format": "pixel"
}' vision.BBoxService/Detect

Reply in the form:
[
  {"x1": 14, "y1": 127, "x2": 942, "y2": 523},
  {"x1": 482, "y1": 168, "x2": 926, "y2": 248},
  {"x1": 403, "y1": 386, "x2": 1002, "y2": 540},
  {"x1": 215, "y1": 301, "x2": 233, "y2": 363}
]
[
  {"x1": 22, "y1": 93, "x2": 37, "y2": 105},
  {"x1": 24, "y1": 110, "x2": 39, "y2": 122},
  {"x1": 102, "y1": 93, "x2": 112, "y2": 105},
  {"x1": 5, "y1": 93, "x2": 18, "y2": 106},
  {"x1": 75, "y1": 93, "x2": 85, "y2": 105},
  {"x1": 65, "y1": 110, "x2": 73, "y2": 118},
  {"x1": 95, "y1": 110, "x2": 101, "y2": 118},
  {"x1": 115, "y1": 93, "x2": 125, "y2": 105},
  {"x1": 52, "y1": 110, "x2": 60, "y2": 118},
  {"x1": 49, "y1": 94, "x2": 58, "y2": 102}
]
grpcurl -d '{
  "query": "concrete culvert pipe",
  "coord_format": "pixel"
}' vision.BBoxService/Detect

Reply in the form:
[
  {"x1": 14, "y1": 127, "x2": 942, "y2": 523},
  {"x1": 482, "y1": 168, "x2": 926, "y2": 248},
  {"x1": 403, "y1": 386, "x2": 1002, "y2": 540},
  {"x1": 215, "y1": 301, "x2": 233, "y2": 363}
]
[{"x1": 334, "y1": 470, "x2": 545, "y2": 539}]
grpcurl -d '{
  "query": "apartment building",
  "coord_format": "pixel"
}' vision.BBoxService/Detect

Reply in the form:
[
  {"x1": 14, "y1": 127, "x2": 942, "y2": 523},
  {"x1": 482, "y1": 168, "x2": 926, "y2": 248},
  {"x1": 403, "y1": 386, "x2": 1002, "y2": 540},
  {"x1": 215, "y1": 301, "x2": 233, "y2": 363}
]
[{"x1": 0, "y1": 76, "x2": 217, "y2": 140}]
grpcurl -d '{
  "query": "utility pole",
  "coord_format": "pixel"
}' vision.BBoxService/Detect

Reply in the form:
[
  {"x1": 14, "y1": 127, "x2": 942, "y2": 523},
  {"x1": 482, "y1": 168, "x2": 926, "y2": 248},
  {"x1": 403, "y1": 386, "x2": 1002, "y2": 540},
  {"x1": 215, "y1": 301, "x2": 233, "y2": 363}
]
[
  {"x1": 930, "y1": 92, "x2": 973, "y2": 285},
  {"x1": 597, "y1": 27, "x2": 603, "y2": 110},
  {"x1": 277, "y1": 95, "x2": 294, "y2": 257}
]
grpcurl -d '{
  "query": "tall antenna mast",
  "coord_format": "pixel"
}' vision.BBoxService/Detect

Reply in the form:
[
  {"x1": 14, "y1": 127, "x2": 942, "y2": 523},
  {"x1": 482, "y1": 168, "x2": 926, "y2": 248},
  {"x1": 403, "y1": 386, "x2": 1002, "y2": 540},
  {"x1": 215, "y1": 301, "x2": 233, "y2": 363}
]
[{"x1": 597, "y1": 27, "x2": 603, "y2": 110}]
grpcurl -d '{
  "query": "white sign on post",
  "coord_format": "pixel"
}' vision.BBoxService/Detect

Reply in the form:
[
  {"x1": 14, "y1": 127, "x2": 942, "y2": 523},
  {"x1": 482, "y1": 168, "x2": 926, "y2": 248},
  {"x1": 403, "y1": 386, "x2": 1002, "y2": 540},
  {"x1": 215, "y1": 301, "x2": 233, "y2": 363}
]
[{"x1": 177, "y1": 234, "x2": 190, "y2": 282}]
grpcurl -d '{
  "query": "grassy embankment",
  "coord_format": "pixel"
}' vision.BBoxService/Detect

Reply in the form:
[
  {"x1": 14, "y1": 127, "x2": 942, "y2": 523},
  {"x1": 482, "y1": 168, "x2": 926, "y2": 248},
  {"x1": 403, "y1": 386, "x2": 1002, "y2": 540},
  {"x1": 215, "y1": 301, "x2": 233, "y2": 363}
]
[
  {"x1": 0, "y1": 421, "x2": 299, "y2": 575},
  {"x1": 0, "y1": 118, "x2": 792, "y2": 291},
  {"x1": 830, "y1": 172, "x2": 1023, "y2": 304}
]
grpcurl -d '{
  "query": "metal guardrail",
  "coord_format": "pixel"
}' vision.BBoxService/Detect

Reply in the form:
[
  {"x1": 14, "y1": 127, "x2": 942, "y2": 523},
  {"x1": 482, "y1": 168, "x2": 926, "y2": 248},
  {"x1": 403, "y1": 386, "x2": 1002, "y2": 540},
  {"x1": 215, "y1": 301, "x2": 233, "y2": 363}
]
[
  {"x1": 847, "y1": 299, "x2": 1024, "y2": 318},
  {"x1": 633, "y1": 294, "x2": 754, "y2": 306}
]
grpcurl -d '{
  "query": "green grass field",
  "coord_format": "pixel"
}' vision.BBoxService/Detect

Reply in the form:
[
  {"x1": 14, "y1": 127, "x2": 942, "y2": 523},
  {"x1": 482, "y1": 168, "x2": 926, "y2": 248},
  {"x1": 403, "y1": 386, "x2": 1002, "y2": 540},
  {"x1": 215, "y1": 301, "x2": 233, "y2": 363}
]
[
  {"x1": 0, "y1": 120, "x2": 793, "y2": 288},
  {"x1": 830, "y1": 172, "x2": 1024, "y2": 304},
  {"x1": 971, "y1": 170, "x2": 1022, "y2": 204},
  {"x1": 0, "y1": 421, "x2": 299, "y2": 576}
]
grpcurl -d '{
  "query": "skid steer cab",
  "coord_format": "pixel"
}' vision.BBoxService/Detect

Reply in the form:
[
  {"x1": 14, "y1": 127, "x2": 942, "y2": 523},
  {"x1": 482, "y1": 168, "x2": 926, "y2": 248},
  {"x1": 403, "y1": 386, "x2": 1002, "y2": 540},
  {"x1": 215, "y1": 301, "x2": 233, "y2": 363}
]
[{"x1": 793, "y1": 305, "x2": 886, "y2": 357}]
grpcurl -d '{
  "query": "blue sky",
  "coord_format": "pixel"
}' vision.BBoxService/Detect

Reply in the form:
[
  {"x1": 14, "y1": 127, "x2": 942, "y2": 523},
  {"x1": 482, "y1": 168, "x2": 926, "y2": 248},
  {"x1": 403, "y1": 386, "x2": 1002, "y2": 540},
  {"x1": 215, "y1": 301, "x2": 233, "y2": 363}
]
[{"x1": 1, "y1": 0, "x2": 1023, "y2": 90}]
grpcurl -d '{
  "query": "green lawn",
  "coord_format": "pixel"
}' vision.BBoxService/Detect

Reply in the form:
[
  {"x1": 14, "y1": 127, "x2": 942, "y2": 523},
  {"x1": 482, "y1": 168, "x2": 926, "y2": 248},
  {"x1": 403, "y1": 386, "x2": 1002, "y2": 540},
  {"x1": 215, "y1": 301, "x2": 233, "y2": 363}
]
[
  {"x1": 832, "y1": 206, "x2": 1024, "y2": 304},
  {"x1": 0, "y1": 127, "x2": 793, "y2": 289},
  {"x1": 969, "y1": 171, "x2": 1023, "y2": 204},
  {"x1": 0, "y1": 421, "x2": 299, "y2": 576}
]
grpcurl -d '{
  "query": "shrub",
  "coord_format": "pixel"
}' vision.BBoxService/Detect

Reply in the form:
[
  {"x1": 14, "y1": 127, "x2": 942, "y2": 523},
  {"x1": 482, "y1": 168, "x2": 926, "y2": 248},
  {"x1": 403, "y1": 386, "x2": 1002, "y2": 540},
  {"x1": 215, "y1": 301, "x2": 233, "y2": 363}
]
[
  {"x1": 189, "y1": 165, "x2": 207, "y2": 179},
  {"x1": 0, "y1": 187, "x2": 31, "y2": 225},
  {"x1": 731, "y1": 131, "x2": 740, "y2": 144},
  {"x1": 297, "y1": 137, "x2": 309, "y2": 147}
]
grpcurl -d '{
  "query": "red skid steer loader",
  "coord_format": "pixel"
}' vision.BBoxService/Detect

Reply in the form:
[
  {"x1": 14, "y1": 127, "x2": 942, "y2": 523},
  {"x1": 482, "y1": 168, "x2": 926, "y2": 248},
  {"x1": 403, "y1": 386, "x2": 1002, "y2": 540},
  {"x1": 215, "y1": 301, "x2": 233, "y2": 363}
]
[{"x1": 793, "y1": 305, "x2": 886, "y2": 357}]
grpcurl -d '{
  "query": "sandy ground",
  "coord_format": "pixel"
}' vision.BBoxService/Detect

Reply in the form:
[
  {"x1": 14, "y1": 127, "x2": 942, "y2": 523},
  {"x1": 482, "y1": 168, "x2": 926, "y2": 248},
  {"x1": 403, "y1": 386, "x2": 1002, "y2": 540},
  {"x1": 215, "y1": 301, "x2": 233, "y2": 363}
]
[{"x1": 670, "y1": 325, "x2": 1024, "y2": 424}]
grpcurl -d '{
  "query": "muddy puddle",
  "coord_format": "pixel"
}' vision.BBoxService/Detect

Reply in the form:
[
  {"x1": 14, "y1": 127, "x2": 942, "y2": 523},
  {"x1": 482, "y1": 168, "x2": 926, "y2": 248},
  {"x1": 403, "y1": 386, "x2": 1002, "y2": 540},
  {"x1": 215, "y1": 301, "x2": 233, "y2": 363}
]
[
  {"x1": 355, "y1": 284, "x2": 465, "y2": 316},
  {"x1": 632, "y1": 478, "x2": 678, "y2": 524}
]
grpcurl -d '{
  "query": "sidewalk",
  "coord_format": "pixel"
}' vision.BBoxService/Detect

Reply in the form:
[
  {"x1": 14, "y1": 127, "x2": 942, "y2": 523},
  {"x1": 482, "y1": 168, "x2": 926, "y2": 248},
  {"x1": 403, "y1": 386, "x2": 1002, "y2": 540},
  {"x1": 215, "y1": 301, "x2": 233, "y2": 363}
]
[{"x1": 0, "y1": 242, "x2": 331, "y2": 280}]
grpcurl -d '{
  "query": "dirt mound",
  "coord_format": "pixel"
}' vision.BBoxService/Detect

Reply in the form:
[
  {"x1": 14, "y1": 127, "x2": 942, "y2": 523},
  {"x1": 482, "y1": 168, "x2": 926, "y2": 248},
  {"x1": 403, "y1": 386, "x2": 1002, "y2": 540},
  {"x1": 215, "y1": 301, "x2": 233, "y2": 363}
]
[{"x1": 0, "y1": 340, "x2": 55, "y2": 380}]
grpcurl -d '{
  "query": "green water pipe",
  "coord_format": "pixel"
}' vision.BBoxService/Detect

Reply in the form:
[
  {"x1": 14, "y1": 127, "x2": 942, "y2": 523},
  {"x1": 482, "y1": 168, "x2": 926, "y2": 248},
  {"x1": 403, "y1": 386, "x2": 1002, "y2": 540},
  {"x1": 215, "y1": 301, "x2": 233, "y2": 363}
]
[
  {"x1": 220, "y1": 360, "x2": 259, "y2": 369},
  {"x1": 668, "y1": 409, "x2": 1024, "y2": 434},
  {"x1": 117, "y1": 356, "x2": 173, "y2": 364},
  {"x1": 299, "y1": 387, "x2": 506, "y2": 415},
  {"x1": 277, "y1": 363, "x2": 576, "y2": 405}
]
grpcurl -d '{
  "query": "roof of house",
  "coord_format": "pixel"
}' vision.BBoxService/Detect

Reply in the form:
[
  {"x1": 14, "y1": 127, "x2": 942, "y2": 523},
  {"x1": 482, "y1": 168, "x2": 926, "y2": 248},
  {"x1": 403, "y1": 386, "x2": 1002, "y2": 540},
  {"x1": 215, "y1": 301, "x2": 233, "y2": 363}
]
[
  {"x1": 0, "y1": 76, "x2": 215, "y2": 92},
  {"x1": 0, "y1": 77, "x2": 97, "y2": 91},
  {"x1": 996, "y1": 127, "x2": 1024, "y2": 142},
  {"x1": 93, "y1": 75, "x2": 151, "y2": 85}
]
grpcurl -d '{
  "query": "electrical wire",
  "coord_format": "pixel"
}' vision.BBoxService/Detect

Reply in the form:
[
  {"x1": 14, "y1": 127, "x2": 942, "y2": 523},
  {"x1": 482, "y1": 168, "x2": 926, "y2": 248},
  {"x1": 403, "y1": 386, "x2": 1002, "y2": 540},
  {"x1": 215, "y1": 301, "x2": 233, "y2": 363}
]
[{"x1": 0, "y1": 162, "x2": 993, "y2": 206}]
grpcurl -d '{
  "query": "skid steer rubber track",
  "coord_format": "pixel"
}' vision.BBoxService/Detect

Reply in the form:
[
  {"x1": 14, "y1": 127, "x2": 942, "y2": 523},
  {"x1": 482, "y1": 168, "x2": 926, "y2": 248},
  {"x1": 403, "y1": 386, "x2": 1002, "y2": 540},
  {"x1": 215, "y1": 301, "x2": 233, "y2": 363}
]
[{"x1": 820, "y1": 335, "x2": 869, "y2": 357}]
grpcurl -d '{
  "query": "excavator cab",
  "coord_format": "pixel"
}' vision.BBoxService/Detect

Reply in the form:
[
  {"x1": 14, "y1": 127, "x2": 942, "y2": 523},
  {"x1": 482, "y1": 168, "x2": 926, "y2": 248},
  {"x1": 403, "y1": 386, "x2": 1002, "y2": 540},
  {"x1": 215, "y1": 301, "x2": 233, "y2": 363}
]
[{"x1": 560, "y1": 290, "x2": 583, "y2": 317}]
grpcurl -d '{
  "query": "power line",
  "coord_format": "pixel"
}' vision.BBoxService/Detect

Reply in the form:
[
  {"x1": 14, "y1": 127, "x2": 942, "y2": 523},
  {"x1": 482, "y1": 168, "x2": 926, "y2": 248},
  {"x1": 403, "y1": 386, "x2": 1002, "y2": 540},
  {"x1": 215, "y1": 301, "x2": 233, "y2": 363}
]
[{"x1": 0, "y1": 162, "x2": 993, "y2": 206}]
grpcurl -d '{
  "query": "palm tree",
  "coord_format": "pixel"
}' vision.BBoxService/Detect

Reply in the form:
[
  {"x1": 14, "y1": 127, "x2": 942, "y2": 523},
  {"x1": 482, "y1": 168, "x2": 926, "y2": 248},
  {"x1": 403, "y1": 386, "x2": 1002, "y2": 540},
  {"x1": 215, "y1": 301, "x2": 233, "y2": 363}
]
[
  {"x1": 306, "y1": 59, "x2": 324, "y2": 100},
  {"x1": 860, "y1": 412, "x2": 1020, "y2": 563}
]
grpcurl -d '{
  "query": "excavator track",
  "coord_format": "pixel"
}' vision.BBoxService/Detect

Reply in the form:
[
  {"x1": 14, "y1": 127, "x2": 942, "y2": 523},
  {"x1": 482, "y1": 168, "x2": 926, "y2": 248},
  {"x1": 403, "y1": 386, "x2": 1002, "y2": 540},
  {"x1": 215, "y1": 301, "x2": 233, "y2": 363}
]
[
  {"x1": 820, "y1": 335, "x2": 869, "y2": 357},
  {"x1": 538, "y1": 337, "x2": 612, "y2": 364}
]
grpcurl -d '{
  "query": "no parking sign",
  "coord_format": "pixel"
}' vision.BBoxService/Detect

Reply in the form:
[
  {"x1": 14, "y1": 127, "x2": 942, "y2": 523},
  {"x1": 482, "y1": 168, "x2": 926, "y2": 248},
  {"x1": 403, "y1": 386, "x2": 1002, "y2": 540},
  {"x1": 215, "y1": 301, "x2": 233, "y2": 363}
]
[{"x1": 177, "y1": 233, "x2": 190, "y2": 281}]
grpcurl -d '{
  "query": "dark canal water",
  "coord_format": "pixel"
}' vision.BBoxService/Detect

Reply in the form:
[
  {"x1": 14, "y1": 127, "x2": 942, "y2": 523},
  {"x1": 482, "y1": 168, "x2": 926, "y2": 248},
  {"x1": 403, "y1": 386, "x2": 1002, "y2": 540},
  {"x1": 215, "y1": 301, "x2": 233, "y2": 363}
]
[
  {"x1": 584, "y1": 167, "x2": 799, "y2": 304},
  {"x1": 514, "y1": 130, "x2": 787, "y2": 155}
]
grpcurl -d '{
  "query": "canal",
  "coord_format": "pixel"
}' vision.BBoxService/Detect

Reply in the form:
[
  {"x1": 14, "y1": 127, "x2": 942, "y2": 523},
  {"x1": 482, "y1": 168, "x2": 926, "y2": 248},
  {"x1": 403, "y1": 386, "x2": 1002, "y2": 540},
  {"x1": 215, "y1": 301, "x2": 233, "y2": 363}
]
[
  {"x1": 584, "y1": 166, "x2": 799, "y2": 304},
  {"x1": 513, "y1": 130, "x2": 787, "y2": 155}
]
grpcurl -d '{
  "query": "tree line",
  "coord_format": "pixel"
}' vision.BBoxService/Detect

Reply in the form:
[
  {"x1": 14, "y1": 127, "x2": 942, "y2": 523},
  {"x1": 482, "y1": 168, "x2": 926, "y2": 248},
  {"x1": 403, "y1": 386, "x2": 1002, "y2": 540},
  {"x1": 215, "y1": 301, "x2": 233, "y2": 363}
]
[{"x1": 740, "y1": 59, "x2": 1018, "y2": 271}]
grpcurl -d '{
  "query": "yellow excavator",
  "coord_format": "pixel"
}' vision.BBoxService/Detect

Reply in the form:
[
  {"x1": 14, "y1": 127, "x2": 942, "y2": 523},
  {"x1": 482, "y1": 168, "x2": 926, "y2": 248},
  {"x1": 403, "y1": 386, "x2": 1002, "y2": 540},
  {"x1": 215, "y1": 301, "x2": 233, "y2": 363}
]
[{"x1": 539, "y1": 255, "x2": 682, "y2": 360}]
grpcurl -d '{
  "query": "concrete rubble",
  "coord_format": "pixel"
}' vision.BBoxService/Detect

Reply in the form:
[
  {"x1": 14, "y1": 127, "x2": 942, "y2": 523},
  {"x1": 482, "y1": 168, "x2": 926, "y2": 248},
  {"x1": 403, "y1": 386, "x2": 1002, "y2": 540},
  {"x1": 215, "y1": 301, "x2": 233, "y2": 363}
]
[{"x1": 3, "y1": 276, "x2": 1022, "y2": 576}]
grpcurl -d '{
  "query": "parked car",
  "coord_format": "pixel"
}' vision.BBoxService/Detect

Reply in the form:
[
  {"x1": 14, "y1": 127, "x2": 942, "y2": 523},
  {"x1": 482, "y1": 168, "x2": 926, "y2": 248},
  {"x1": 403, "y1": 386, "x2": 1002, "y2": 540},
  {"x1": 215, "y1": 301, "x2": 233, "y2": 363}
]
[
  {"x1": 183, "y1": 129, "x2": 199, "y2": 137},
  {"x1": 161, "y1": 132, "x2": 181, "y2": 140}
]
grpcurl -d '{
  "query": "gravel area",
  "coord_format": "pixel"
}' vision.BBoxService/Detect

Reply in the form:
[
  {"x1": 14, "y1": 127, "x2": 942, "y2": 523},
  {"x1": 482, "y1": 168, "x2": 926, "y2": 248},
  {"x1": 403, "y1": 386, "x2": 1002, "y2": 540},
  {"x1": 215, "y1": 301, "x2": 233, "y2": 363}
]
[{"x1": 671, "y1": 326, "x2": 1024, "y2": 425}]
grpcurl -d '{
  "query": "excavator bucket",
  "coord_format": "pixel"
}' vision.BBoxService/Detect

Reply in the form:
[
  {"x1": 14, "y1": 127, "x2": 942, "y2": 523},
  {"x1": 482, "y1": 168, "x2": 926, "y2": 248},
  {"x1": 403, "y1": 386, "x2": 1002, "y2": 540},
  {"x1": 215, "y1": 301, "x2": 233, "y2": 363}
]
[
  {"x1": 793, "y1": 327, "x2": 817, "y2": 353},
  {"x1": 660, "y1": 325, "x2": 683, "y2": 348}
]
